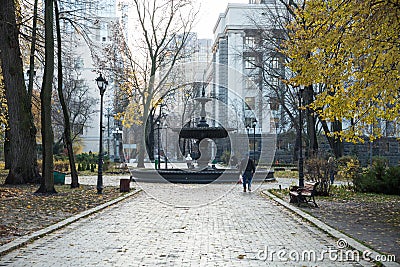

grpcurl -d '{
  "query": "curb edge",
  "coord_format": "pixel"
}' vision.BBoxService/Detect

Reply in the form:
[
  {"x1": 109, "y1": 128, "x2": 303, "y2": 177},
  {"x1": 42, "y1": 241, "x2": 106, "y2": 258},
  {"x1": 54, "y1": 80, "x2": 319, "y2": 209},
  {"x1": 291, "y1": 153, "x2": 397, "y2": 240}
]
[
  {"x1": 261, "y1": 190, "x2": 399, "y2": 267},
  {"x1": 0, "y1": 189, "x2": 142, "y2": 257}
]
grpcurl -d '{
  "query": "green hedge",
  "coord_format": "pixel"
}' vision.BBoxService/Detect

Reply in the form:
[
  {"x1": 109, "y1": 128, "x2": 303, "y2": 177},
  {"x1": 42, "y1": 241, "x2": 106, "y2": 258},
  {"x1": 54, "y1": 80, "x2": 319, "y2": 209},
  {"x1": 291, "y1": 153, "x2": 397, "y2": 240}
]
[{"x1": 353, "y1": 159, "x2": 400, "y2": 195}]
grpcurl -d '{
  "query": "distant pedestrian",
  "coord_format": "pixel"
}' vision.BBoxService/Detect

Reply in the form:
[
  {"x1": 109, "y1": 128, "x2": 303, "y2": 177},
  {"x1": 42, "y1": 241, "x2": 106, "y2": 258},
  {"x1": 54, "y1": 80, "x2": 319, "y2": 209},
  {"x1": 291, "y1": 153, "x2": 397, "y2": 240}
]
[
  {"x1": 328, "y1": 156, "x2": 337, "y2": 184},
  {"x1": 239, "y1": 155, "x2": 256, "y2": 192},
  {"x1": 186, "y1": 154, "x2": 193, "y2": 169}
]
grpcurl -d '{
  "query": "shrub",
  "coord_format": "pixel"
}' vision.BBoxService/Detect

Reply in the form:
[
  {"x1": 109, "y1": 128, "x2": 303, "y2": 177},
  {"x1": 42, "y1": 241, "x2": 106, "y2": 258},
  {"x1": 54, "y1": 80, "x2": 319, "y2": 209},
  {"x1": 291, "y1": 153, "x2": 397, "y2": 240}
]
[
  {"x1": 336, "y1": 156, "x2": 360, "y2": 185},
  {"x1": 354, "y1": 165, "x2": 400, "y2": 195},
  {"x1": 76, "y1": 152, "x2": 97, "y2": 164},
  {"x1": 383, "y1": 166, "x2": 400, "y2": 195},
  {"x1": 54, "y1": 159, "x2": 69, "y2": 172},
  {"x1": 304, "y1": 156, "x2": 330, "y2": 196},
  {"x1": 220, "y1": 150, "x2": 230, "y2": 165},
  {"x1": 103, "y1": 160, "x2": 110, "y2": 171}
]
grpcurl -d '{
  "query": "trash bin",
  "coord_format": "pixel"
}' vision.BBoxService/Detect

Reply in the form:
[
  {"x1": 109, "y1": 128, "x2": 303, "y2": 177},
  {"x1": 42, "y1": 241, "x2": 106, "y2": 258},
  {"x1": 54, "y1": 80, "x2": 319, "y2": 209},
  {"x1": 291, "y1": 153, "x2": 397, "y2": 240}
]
[
  {"x1": 53, "y1": 171, "x2": 66, "y2": 185},
  {"x1": 120, "y1": 179, "x2": 130, "y2": 192}
]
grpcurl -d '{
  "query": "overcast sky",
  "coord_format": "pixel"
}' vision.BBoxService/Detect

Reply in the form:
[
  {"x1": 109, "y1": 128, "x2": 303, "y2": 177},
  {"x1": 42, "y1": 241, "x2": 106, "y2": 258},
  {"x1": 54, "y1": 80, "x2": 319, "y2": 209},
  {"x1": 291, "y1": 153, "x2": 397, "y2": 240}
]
[{"x1": 193, "y1": 0, "x2": 248, "y2": 40}]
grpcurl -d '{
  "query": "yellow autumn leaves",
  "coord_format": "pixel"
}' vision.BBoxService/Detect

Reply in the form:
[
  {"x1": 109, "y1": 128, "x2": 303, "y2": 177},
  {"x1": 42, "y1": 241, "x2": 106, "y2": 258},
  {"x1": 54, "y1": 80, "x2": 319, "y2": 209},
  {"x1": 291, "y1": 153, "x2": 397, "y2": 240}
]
[
  {"x1": 284, "y1": 0, "x2": 400, "y2": 142},
  {"x1": 0, "y1": 69, "x2": 7, "y2": 140}
]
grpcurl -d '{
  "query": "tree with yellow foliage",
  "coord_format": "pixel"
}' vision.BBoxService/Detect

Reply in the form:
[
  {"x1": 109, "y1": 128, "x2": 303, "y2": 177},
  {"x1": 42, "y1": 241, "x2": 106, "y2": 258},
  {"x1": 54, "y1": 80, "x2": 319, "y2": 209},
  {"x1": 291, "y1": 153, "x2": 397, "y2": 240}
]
[{"x1": 284, "y1": 0, "x2": 400, "y2": 143}]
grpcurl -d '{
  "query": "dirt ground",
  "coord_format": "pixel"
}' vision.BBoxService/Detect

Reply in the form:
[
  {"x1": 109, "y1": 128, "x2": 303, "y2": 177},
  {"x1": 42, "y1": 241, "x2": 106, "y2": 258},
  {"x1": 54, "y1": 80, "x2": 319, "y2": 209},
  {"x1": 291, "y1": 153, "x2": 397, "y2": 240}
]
[
  {"x1": 0, "y1": 182, "x2": 126, "y2": 246},
  {"x1": 283, "y1": 188, "x2": 400, "y2": 263}
]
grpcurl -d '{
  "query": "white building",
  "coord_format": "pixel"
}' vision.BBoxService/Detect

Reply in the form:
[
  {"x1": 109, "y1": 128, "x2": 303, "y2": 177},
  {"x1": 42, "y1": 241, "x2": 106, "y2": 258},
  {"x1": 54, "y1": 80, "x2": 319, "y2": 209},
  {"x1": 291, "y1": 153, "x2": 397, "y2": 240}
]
[
  {"x1": 210, "y1": 0, "x2": 284, "y2": 162},
  {"x1": 71, "y1": 1, "x2": 120, "y2": 156}
]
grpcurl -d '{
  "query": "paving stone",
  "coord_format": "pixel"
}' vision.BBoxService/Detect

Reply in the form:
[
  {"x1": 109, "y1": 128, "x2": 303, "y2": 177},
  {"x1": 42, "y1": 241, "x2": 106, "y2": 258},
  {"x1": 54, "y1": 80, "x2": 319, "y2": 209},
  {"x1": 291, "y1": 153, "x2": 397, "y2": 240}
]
[{"x1": 0, "y1": 182, "x2": 370, "y2": 266}]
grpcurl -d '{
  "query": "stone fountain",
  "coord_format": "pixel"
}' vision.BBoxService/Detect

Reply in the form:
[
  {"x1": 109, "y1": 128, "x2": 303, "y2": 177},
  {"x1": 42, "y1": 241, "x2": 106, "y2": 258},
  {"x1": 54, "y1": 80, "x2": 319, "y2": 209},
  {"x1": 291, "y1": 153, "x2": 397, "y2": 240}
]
[{"x1": 130, "y1": 85, "x2": 274, "y2": 184}]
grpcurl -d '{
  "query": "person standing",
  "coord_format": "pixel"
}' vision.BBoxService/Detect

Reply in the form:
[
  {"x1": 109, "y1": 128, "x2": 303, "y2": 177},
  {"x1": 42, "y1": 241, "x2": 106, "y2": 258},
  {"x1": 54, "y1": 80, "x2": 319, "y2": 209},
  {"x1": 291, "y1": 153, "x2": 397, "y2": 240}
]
[
  {"x1": 239, "y1": 155, "x2": 256, "y2": 192},
  {"x1": 327, "y1": 156, "x2": 337, "y2": 184}
]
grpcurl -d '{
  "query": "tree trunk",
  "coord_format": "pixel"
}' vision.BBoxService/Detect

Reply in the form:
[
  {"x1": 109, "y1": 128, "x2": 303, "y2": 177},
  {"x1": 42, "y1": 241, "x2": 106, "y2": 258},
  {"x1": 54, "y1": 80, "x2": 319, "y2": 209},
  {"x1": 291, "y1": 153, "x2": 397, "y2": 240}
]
[
  {"x1": 319, "y1": 118, "x2": 343, "y2": 159},
  {"x1": 303, "y1": 85, "x2": 318, "y2": 158},
  {"x1": 54, "y1": 0, "x2": 79, "y2": 188},
  {"x1": 331, "y1": 120, "x2": 344, "y2": 158},
  {"x1": 4, "y1": 129, "x2": 10, "y2": 169},
  {"x1": 147, "y1": 113, "x2": 155, "y2": 161},
  {"x1": 0, "y1": 0, "x2": 41, "y2": 184},
  {"x1": 137, "y1": 82, "x2": 154, "y2": 168},
  {"x1": 136, "y1": 125, "x2": 146, "y2": 168},
  {"x1": 36, "y1": 0, "x2": 56, "y2": 193}
]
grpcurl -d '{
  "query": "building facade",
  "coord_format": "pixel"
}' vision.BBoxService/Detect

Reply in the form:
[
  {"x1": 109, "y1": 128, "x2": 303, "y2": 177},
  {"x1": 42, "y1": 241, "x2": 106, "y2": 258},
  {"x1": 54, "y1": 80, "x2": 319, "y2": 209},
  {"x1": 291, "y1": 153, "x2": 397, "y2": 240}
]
[{"x1": 210, "y1": 0, "x2": 283, "y2": 163}]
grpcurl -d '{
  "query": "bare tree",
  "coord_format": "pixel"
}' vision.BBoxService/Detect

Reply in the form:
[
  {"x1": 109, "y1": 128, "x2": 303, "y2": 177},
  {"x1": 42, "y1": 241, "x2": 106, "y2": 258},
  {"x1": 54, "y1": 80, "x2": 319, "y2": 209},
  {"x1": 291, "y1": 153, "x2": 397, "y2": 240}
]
[
  {"x1": 36, "y1": 0, "x2": 56, "y2": 193},
  {"x1": 54, "y1": 0, "x2": 80, "y2": 188},
  {"x1": 52, "y1": 52, "x2": 96, "y2": 145},
  {"x1": 97, "y1": 0, "x2": 198, "y2": 167}
]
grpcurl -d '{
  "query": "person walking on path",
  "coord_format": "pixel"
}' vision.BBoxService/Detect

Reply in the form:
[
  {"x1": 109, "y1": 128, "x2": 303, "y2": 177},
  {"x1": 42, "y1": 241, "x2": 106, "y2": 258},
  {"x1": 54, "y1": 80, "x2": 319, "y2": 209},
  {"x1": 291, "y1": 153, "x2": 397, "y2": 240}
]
[
  {"x1": 327, "y1": 156, "x2": 337, "y2": 184},
  {"x1": 239, "y1": 154, "x2": 255, "y2": 192}
]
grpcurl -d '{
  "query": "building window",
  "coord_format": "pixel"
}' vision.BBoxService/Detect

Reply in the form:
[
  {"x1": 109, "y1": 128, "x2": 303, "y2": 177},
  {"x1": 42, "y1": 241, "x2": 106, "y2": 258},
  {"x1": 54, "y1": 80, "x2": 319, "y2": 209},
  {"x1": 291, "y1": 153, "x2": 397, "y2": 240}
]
[
  {"x1": 245, "y1": 56, "x2": 256, "y2": 69},
  {"x1": 245, "y1": 36, "x2": 256, "y2": 48},
  {"x1": 270, "y1": 77, "x2": 279, "y2": 87},
  {"x1": 102, "y1": 37, "x2": 106, "y2": 42},
  {"x1": 271, "y1": 57, "x2": 279, "y2": 69},
  {"x1": 245, "y1": 97, "x2": 255, "y2": 110}
]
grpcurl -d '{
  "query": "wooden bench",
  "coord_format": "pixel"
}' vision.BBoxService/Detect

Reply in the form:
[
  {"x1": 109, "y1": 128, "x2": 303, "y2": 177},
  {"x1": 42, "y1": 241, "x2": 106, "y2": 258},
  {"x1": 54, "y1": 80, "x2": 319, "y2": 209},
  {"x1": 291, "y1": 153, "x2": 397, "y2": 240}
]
[{"x1": 289, "y1": 181, "x2": 319, "y2": 207}]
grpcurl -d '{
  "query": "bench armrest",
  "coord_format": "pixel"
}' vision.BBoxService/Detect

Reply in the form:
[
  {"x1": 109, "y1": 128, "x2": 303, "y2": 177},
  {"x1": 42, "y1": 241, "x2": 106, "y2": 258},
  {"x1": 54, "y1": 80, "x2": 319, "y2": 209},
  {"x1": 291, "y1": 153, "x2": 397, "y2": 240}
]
[{"x1": 289, "y1": 185, "x2": 301, "y2": 191}]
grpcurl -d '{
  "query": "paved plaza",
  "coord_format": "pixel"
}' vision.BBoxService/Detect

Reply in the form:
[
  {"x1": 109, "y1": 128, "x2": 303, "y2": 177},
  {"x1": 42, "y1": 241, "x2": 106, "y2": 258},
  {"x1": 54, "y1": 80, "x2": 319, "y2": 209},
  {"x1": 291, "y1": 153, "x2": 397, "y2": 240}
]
[{"x1": 0, "y1": 178, "x2": 373, "y2": 267}]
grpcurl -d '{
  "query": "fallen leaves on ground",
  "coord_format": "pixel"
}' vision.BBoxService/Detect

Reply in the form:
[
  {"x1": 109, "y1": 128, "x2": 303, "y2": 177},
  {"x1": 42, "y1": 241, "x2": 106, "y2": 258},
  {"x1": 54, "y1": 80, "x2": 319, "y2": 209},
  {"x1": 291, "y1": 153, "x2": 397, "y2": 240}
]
[
  {"x1": 0, "y1": 182, "x2": 127, "y2": 246},
  {"x1": 270, "y1": 186, "x2": 400, "y2": 261}
]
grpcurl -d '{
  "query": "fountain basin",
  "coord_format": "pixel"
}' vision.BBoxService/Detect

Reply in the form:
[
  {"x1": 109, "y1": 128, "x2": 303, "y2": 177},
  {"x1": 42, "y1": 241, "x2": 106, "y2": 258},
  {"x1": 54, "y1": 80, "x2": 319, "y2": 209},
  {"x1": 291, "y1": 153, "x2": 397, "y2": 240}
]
[
  {"x1": 130, "y1": 168, "x2": 274, "y2": 184},
  {"x1": 178, "y1": 127, "x2": 230, "y2": 139}
]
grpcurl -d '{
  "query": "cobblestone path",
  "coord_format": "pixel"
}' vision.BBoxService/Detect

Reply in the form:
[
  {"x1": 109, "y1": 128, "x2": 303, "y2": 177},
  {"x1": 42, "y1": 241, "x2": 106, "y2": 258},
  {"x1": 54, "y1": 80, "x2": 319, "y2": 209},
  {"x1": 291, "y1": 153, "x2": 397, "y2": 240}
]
[{"x1": 0, "y1": 183, "x2": 366, "y2": 266}]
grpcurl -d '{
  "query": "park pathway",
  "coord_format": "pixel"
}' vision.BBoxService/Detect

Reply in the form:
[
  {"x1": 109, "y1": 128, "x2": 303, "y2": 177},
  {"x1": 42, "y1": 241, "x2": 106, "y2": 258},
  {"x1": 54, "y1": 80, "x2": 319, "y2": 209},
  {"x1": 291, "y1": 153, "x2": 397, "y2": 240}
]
[{"x1": 0, "y1": 182, "x2": 367, "y2": 266}]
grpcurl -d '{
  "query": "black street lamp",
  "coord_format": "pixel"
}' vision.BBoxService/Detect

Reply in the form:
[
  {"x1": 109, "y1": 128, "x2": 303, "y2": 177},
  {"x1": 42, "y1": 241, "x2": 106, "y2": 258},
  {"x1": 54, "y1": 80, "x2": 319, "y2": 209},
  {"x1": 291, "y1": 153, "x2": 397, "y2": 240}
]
[
  {"x1": 297, "y1": 86, "x2": 304, "y2": 187},
  {"x1": 252, "y1": 119, "x2": 257, "y2": 163},
  {"x1": 96, "y1": 73, "x2": 108, "y2": 194},
  {"x1": 156, "y1": 120, "x2": 161, "y2": 170}
]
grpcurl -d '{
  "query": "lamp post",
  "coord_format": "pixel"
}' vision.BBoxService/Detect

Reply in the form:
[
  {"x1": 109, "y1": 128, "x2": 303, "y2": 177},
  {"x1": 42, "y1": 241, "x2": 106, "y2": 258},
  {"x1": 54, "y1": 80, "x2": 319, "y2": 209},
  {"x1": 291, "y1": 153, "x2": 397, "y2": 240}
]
[
  {"x1": 156, "y1": 120, "x2": 161, "y2": 170},
  {"x1": 112, "y1": 127, "x2": 123, "y2": 162},
  {"x1": 96, "y1": 73, "x2": 108, "y2": 194},
  {"x1": 297, "y1": 86, "x2": 304, "y2": 187},
  {"x1": 252, "y1": 119, "x2": 257, "y2": 163}
]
